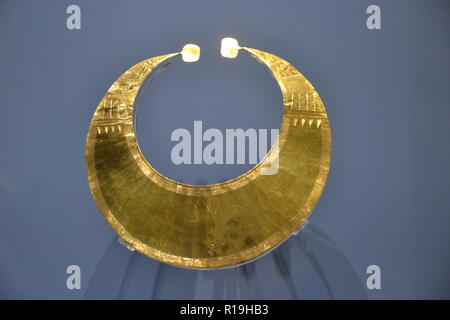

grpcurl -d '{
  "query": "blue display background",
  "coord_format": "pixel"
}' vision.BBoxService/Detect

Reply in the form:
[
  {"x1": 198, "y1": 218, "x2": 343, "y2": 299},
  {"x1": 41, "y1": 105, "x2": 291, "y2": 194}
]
[{"x1": 0, "y1": 1, "x2": 449, "y2": 299}]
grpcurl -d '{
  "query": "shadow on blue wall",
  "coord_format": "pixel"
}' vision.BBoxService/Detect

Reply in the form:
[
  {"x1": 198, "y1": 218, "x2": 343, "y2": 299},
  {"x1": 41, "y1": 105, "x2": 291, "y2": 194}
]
[{"x1": 84, "y1": 224, "x2": 367, "y2": 299}]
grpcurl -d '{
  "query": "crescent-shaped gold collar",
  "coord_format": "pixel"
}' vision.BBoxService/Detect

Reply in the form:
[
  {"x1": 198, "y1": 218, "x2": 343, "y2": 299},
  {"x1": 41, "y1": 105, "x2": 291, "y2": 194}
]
[{"x1": 85, "y1": 40, "x2": 331, "y2": 269}]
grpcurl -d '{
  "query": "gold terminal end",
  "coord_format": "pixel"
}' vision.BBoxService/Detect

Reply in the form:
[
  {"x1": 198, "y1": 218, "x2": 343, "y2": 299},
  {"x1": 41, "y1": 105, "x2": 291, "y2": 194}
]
[
  {"x1": 220, "y1": 37, "x2": 240, "y2": 58},
  {"x1": 181, "y1": 44, "x2": 200, "y2": 62}
]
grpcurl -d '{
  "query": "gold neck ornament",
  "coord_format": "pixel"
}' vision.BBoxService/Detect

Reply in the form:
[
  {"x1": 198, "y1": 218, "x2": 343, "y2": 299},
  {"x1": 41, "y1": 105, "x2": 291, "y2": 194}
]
[{"x1": 85, "y1": 38, "x2": 332, "y2": 269}]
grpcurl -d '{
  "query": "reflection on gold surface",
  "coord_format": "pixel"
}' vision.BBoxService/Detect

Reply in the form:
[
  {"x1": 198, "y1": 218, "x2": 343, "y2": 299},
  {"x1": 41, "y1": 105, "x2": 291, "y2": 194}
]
[
  {"x1": 181, "y1": 44, "x2": 200, "y2": 62},
  {"x1": 221, "y1": 37, "x2": 240, "y2": 58},
  {"x1": 85, "y1": 43, "x2": 331, "y2": 269}
]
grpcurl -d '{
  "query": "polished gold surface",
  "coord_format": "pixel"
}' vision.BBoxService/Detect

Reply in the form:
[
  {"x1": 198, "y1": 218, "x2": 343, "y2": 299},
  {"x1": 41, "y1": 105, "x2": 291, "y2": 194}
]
[{"x1": 85, "y1": 46, "x2": 331, "y2": 269}]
